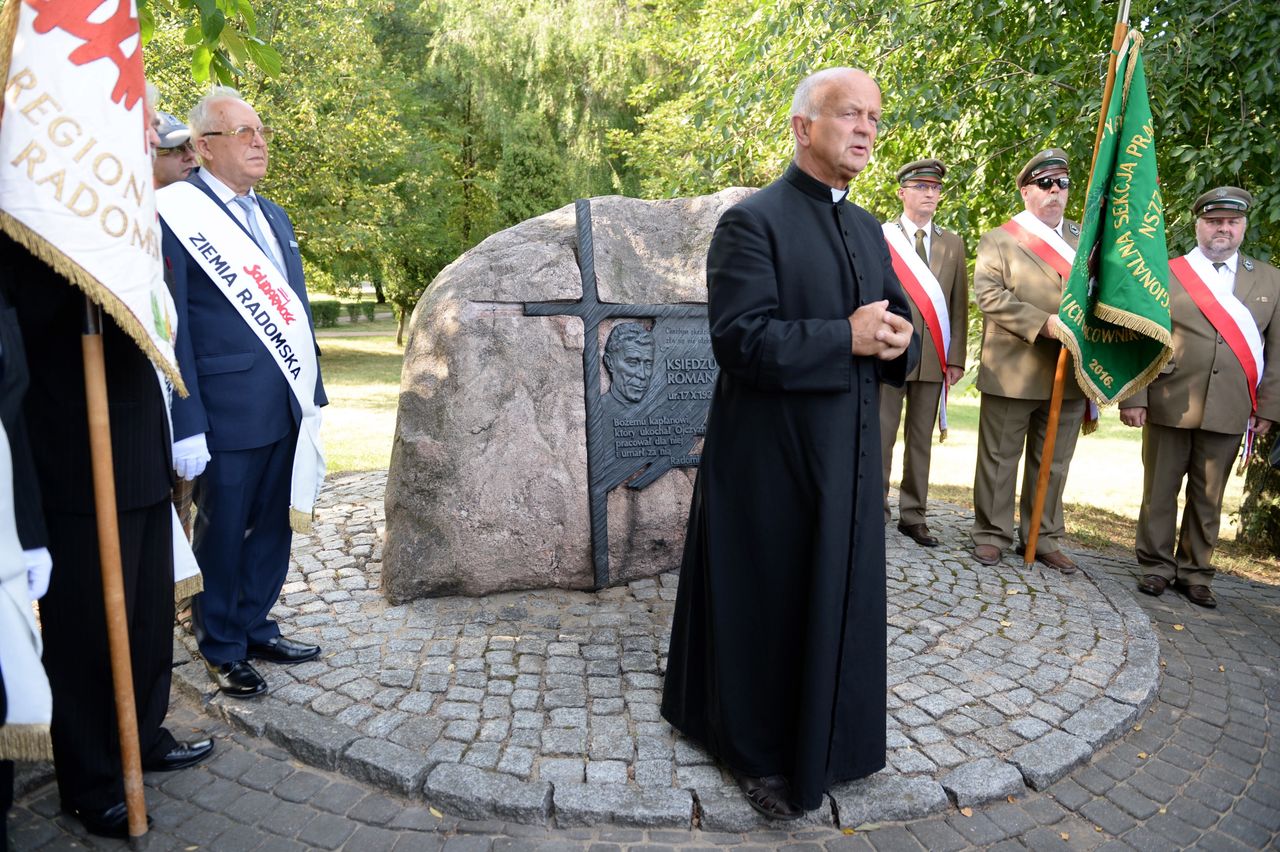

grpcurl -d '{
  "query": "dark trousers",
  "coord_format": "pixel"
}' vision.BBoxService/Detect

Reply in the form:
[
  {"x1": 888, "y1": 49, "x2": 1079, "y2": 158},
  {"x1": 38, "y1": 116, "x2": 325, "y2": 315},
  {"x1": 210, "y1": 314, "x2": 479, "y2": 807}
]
[
  {"x1": 192, "y1": 433, "x2": 296, "y2": 666},
  {"x1": 40, "y1": 501, "x2": 176, "y2": 812}
]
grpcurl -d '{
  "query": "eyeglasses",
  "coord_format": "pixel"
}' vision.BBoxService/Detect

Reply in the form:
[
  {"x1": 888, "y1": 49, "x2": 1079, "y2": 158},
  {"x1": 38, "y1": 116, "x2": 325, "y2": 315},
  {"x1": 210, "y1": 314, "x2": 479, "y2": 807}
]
[
  {"x1": 156, "y1": 143, "x2": 194, "y2": 157},
  {"x1": 1032, "y1": 176, "x2": 1070, "y2": 191},
  {"x1": 904, "y1": 182, "x2": 942, "y2": 193},
  {"x1": 203, "y1": 126, "x2": 276, "y2": 144}
]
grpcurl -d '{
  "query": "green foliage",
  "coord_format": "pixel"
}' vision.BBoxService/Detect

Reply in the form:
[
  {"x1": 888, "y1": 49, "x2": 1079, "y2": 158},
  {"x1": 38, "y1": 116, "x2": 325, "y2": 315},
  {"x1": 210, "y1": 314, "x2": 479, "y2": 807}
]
[
  {"x1": 362, "y1": 301, "x2": 376, "y2": 321},
  {"x1": 346, "y1": 303, "x2": 361, "y2": 322},
  {"x1": 497, "y1": 112, "x2": 570, "y2": 227},
  {"x1": 1239, "y1": 433, "x2": 1280, "y2": 556},
  {"x1": 311, "y1": 300, "x2": 340, "y2": 328},
  {"x1": 140, "y1": 0, "x2": 282, "y2": 84}
]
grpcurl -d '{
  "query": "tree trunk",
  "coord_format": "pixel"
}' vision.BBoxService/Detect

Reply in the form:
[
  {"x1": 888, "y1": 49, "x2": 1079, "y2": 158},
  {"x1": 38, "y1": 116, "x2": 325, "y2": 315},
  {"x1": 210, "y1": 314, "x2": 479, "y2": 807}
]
[{"x1": 396, "y1": 311, "x2": 407, "y2": 347}]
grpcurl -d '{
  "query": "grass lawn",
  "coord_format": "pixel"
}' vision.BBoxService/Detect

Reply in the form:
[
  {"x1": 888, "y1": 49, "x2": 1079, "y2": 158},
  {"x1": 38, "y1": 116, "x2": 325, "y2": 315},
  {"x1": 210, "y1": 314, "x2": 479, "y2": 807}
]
[
  {"x1": 316, "y1": 329, "x2": 1278, "y2": 584},
  {"x1": 317, "y1": 327, "x2": 403, "y2": 472},
  {"x1": 889, "y1": 394, "x2": 1278, "y2": 583}
]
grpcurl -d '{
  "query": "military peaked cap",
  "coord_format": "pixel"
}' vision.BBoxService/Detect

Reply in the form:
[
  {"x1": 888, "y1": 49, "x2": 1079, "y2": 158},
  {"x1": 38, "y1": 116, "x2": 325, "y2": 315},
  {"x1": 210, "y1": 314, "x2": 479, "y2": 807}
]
[
  {"x1": 1194, "y1": 186, "x2": 1252, "y2": 217},
  {"x1": 896, "y1": 158, "x2": 946, "y2": 184},
  {"x1": 1017, "y1": 148, "x2": 1069, "y2": 187}
]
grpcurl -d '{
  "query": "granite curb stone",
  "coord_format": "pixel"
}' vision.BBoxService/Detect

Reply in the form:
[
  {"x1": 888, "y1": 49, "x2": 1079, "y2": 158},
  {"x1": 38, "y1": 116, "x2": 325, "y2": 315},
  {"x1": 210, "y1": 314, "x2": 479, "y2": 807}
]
[
  {"x1": 424, "y1": 763, "x2": 554, "y2": 823},
  {"x1": 1008, "y1": 730, "x2": 1093, "y2": 789},
  {"x1": 829, "y1": 773, "x2": 950, "y2": 825},
  {"x1": 340, "y1": 738, "x2": 434, "y2": 796},
  {"x1": 551, "y1": 783, "x2": 692, "y2": 828},
  {"x1": 939, "y1": 758, "x2": 1027, "y2": 807}
]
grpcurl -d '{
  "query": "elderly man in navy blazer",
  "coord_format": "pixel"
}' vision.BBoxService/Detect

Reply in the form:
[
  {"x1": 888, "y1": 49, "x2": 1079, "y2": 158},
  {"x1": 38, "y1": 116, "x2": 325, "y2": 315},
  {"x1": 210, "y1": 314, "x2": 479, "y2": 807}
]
[{"x1": 162, "y1": 86, "x2": 327, "y2": 698}]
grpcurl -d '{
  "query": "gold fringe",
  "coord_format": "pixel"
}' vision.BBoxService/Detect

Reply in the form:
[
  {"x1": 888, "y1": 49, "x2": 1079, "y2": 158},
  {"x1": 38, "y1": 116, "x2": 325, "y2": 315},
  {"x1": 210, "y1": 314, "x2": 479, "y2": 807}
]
[
  {"x1": 0, "y1": 722, "x2": 53, "y2": 762},
  {"x1": 1055, "y1": 323, "x2": 1174, "y2": 410},
  {"x1": 0, "y1": 213, "x2": 188, "y2": 396},
  {"x1": 289, "y1": 507, "x2": 313, "y2": 534},
  {"x1": 938, "y1": 428, "x2": 947, "y2": 443},
  {"x1": 0, "y1": 0, "x2": 20, "y2": 95},
  {"x1": 174, "y1": 571, "x2": 204, "y2": 602},
  {"x1": 1092, "y1": 302, "x2": 1172, "y2": 347}
]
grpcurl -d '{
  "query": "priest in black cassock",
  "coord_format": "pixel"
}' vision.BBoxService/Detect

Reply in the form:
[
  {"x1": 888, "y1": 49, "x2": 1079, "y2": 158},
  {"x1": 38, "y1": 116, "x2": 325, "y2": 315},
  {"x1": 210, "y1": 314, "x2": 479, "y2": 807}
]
[{"x1": 661, "y1": 67, "x2": 917, "y2": 820}]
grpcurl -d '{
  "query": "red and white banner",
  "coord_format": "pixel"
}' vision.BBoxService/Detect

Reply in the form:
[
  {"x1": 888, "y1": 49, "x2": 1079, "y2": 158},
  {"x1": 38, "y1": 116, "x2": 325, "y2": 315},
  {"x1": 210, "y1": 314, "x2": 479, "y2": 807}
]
[
  {"x1": 0, "y1": 0, "x2": 182, "y2": 390},
  {"x1": 882, "y1": 221, "x2": 951, "y2": 439}
]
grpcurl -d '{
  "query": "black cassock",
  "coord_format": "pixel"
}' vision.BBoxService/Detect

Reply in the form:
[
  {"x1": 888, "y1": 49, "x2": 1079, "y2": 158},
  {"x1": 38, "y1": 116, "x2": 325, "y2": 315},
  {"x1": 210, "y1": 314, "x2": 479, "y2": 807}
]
[{"x1": 662, "y1": 164, "x2": 918, "y2": 810}]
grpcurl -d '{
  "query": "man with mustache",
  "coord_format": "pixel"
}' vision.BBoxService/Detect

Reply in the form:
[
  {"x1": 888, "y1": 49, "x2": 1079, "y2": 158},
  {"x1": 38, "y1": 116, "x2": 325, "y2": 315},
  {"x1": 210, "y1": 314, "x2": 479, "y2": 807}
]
[
  {"x1": 1121, "y1": 187, "x2": 1280, "y2": 608},
  {"x1": 970, "y1": 149, "x2": 1087, "y2": 573}
]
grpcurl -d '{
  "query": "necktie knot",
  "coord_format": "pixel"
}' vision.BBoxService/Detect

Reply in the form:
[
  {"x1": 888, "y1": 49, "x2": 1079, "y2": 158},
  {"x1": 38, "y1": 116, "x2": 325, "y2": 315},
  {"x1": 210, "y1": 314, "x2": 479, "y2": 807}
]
[
  {"x1": 231, "y1": 194, "x2": 285, "y2": 277},
  {"x1": 913, "y1": 228, "x2": 928, "y2": 264},
  {"x1": 1213, "y1": 261, "x2": 1226, "y2": 272}
]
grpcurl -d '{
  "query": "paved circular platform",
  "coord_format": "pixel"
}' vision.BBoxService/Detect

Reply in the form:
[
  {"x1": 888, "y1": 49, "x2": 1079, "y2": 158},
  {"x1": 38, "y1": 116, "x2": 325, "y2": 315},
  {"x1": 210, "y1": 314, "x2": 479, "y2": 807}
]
[{"x1": 173, "y1": 471, "x2": 1158, "y2": 831}]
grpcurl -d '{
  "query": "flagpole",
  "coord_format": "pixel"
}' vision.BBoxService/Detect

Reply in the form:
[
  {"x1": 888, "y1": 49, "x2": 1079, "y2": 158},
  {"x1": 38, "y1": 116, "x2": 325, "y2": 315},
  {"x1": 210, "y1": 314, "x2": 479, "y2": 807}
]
[
  {"x1": 1022, "y1": 1, "x2": 1131, "y2": 571},
  {"x1": 82, "y1": 298, "x2": 149, "y2": 846}
]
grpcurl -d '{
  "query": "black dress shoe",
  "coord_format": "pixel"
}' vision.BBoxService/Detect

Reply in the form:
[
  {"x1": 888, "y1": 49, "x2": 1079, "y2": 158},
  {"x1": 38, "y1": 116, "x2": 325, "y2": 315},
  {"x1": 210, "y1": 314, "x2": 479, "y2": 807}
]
[
  {"x1": 247, "y1": 635, "x2": 321, "y2": 664},
  {"x1": 144, "y1": 737, "x2": 214, "y2": 772},
  {"x1": 897, "y1": 522, "x2": 939, "y2": 547},
  {"x1": 732, "y1": 771, "x2": 803, "y2": 821},
  {"x1": 206, "y1": 659, "x2": 267, "y2": 697},
  {"x1": 68, "y1": 802, "x2": 153, "y2": 838}
]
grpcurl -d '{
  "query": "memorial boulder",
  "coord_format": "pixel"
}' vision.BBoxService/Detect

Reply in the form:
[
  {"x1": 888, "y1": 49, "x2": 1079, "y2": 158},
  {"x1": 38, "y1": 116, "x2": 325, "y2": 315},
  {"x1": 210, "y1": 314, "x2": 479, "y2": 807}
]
[{"x1": 383, "y1": 189, "x2": 752, "y2": 600}]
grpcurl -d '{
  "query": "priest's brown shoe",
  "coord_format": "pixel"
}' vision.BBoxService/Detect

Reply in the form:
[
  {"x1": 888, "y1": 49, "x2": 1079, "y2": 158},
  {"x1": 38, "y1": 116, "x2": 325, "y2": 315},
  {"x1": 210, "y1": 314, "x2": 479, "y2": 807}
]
[
  {"x1": 973, "y1": 544, "x2": 1001, "y2": 566},
  {"x1": 1036, "y1": 550, "x2": 1078, "y2": 575},
  {"x1": 1137, "y1": 574, "x2": 1168, "y2": 596},
  {"x1": 1182, "y1": 584, "x2": 1217, "y2": 608},
  {"x1": 897, "y1": 522, "x2": 939, "y2": 547}
]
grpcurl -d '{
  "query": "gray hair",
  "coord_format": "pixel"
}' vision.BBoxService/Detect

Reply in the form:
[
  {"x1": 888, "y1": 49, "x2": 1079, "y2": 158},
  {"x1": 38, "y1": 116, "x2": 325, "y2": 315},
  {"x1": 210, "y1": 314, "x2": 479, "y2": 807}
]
[
  {"x1": 188, "y1": 85, "x2": 247, "y2": 136},
  {"x1": 790, "y1": 67, "x2": 864, "y2": 119}
]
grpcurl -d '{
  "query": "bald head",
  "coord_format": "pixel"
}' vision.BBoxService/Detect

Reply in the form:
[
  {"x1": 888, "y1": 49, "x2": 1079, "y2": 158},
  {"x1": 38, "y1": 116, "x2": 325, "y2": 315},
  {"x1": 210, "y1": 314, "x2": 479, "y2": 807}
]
[{"x1": 790, "y1": 68, "x2": 881, "y2": 189}]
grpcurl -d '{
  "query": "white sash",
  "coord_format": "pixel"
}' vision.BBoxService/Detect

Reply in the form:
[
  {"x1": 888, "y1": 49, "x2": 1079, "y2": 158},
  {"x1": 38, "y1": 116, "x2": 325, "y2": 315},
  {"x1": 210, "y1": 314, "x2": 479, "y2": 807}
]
[
  {"x1": 158, "y1": 182, "x2": 325, "y2": 533},
  {"x1": 1182, "y1": 252, "x2": 1264, "y2": 385},
  {"x1": 882, "y1": 224, "x2": 952, "y2": 357},
  {"x1": 882, "y1": 223, "x2": 952, "y2": 437},
  {"x1": 1012, "y1": 210, "x2": 1076, "y2": 267}
]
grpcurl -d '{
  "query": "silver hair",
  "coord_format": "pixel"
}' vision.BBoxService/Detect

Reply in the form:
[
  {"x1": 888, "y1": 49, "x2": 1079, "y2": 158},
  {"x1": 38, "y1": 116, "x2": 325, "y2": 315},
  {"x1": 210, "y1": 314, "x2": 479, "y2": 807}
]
[
  {"x1": 790, "y1": 67, "x2": 865, "y2": 119},
  {"x1": 188, "y1": 85, "x2": 248, "y2": 136}
]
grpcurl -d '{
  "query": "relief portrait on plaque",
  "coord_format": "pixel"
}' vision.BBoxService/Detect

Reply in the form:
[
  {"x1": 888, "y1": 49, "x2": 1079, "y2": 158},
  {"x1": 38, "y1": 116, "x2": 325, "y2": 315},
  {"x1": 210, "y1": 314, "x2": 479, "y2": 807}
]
[{"x1": 602, "y1": 322, "x2": 656, "y2": 405}]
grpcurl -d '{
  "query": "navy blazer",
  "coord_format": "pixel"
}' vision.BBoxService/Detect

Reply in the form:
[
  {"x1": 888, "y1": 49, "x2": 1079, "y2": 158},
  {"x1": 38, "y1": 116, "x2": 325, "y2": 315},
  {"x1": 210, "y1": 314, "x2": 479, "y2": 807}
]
[{"x1": 164, "y1": 175, "x2": 327, "y2": 452}]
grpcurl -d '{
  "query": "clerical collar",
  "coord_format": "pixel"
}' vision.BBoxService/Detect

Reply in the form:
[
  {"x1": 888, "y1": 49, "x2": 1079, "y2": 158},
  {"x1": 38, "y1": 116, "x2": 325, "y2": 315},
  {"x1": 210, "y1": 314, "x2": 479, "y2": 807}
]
[{"x1": 784, "y1": 162, "x2": 849, "y2": 204}]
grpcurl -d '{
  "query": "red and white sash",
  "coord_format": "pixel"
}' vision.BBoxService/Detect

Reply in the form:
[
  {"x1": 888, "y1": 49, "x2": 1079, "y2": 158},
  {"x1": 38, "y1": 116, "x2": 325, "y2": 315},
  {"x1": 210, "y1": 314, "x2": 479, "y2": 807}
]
[
  {"x1": 1001, "y1": 211, "x2": 1099, "y2": 428},
  {"x1": 883, "y1": 222, "x2": 951, "y2": 439},
  {"x1": 158, "y1": 182, "x2": 326, "y2": 532},
  {"x1": 1169, "y1": 252, "x2": 1263, "y2": 466}
]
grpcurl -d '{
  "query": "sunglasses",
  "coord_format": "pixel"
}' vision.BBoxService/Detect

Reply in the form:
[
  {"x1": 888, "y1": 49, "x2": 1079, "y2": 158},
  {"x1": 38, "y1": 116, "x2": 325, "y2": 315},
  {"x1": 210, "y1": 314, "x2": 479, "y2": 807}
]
[
  {"x1": 1032, "y1": 176, "x2": 1070, "y2": 191},
  {"x1": 156, "y1": 143, "x2": 194, "y2": 156}
]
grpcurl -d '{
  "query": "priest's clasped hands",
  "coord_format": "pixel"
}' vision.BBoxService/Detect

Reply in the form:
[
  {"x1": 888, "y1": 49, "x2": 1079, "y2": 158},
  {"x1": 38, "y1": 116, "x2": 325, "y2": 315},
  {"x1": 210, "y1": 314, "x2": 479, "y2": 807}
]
[{"x1": 849, "y1": 299, "x2": 913, "y2": 360}]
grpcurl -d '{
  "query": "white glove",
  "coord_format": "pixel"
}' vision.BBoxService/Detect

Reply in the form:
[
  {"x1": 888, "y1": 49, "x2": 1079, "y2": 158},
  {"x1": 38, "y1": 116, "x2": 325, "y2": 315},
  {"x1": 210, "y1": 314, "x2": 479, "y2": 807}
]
[
  {"x1": 24, "y1": 547, "x2": 52, "y2": 600},
  {"x1": 173, "y1": 433, "x2": 211, "y2": 480}
]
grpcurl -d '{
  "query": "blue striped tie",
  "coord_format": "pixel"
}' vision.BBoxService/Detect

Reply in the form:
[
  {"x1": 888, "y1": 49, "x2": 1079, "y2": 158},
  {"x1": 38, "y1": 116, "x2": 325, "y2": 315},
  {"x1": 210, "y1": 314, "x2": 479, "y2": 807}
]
[{"x1": 232, "y1": 194, "x2": 285, "y2": 277}]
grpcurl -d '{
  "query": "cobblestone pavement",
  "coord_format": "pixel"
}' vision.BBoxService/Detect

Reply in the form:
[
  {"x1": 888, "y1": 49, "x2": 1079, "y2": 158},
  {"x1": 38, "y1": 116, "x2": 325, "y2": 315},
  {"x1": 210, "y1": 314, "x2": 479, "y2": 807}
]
[{"x1": 10, "y1": 471, "x2": 1278, "y2": 849}]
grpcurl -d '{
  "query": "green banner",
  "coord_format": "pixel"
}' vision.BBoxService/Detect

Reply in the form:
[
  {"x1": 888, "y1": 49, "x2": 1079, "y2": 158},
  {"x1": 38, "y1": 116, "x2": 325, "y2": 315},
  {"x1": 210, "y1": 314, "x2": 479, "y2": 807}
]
[{"x1": 1055, "y1": 31, "x2": 1172, "y2": 406}]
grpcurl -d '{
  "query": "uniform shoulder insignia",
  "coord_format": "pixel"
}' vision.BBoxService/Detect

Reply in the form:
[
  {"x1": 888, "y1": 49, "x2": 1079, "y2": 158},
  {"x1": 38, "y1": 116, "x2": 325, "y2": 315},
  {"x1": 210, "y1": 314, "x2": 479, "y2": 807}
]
[
  {"x1": 1069, "y1": 223, "x2": 1080, "y2": 236},
  {"x1": 1244, "y1": 259, "x2": 1255, "y2": 271},
  {"x1": 933, "y1": 224, "x2": 943, "y2": 236}
]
